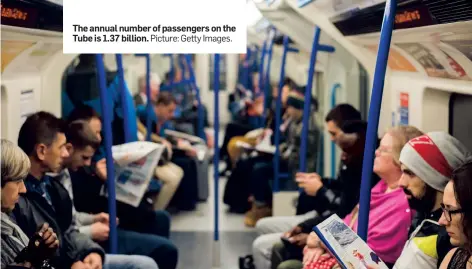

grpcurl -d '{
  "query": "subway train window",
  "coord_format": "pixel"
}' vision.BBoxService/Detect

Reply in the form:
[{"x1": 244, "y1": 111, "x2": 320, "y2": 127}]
[{"x1": 449, "y1": 93, "x2": 472, "y2": 152}]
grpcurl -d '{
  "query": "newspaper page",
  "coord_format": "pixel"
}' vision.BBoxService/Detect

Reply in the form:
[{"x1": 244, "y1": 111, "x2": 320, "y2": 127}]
[
  {"x1": 100, "y1": 141, "x2": 165, "y2": 207},
  {"x1": 164, "y1": 129, "x2": 208, "y2": 161},
  {"x1": 314, "y1": 214, "x2": 389, "y2": 269}
]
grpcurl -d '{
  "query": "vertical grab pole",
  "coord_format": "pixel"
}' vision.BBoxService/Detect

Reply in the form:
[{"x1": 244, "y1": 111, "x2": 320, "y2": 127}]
[
  {"x1": 273, "y1": 35, "x2": 290, "y2": 192},
  {"x1": 184, "y1": 54, "x2": 205, "y2": 140},
  {"x1": 244, "y1": 47, "x2": 251, "y2": 91},
  {"x1": 300, "y1": 27, "x2": 334, "y2": 173},
  {"x1": 299, "y1": 27, "x2": 321, "y2": 173},
  {"x1": 95, "y1": 54, "x2": 118, "y2": 253},
  {"x1": 259, "y1": 41, "x2": 268, "y2": 118},
  {"x1": 136, "y1": 54, "x2": 153, "y2": 141},
  {"x1": 212, "y1": 53, "x2": 221, "y2": 268},
  {"x1": 330, "y1": 83, "x2": 341, "y2": 178},
  {"x1": 115, "y1": 54, "x2": 131, "y2": 143},
  {"x1": 264, "y1": 28, "x2": 275, "y2": 105},
  {"x1": 358, "y1": 0, "x2": 396, "y2": 241}
]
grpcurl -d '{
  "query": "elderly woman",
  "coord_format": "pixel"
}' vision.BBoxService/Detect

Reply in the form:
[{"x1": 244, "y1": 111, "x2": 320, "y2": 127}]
[
  {"x1": 438, "y1": 161, "x2": 472, "y2": 268},
  {"x1": 1, "y1": 139, "x2": 59, "y2": 269},
  {"x1": 299, "y1": 126, "x2": 423, "y2": 269}
]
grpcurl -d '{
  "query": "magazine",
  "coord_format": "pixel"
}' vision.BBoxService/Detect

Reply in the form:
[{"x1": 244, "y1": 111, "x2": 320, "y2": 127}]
[
  {"x1": 100, "y1": 141, "x2": 165, "y2": 207},
  {"x1": 313, "y1": 214, "x2": 389, "y2": 269}
]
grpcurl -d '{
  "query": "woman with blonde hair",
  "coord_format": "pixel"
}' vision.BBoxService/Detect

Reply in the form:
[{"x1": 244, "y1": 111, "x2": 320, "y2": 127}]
[
  {"x1": 1, "y1": 139, "x2": 59, "y2": 269},
  {"x1": 298, "y1": 126, "x2": 424, "y2": 269}
]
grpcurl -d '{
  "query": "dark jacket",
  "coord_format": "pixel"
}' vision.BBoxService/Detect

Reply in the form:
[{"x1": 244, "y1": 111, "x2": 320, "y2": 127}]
[
  {"x1": 298, "y1": 136, "x2": 381, "y2": 233},
  {"x1": 12, "y1": 175, "x2": 105, "y2": 268}
]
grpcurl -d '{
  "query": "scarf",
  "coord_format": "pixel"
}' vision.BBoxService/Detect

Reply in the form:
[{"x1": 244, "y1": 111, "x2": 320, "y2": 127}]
[{"x1": 1, "y1": 212, "x2": 29, "y2": 266}]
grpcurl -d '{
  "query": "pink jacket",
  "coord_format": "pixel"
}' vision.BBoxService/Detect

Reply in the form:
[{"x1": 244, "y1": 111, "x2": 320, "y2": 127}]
[{"x1": 343, "y1": 180, "x2": 414, "y2": 264}]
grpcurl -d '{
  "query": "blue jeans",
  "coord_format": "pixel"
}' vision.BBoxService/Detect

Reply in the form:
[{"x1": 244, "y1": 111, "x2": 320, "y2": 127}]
[
  {"x1": 101, "y1": 227, "x2": 178, "y2": 269},
  {"x1": 104, "y1": 254, "x2": 158, "y2": 269}
]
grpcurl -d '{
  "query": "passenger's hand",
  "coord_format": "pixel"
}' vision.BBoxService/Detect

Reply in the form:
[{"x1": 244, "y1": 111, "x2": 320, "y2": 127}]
[
  {"x1": 303, "y1": 246, "x2": 325, "y2": 265},
  {"x1": 95, "y1": 158, "x2": 107, "y2": 182},
  {"x1": 37, "y1": 223, "x2": 59, "y2": 250},
  {"x1": 90, "y1": 222, "x2": 110, "y2": 242},
  {"x1": 93, "y1": 212, "x2": 119, "y2": 225},
  {"x1": 289, "y1": 233, "x2": 309, "y2": 247},
  {"x1": 161, "y1": 139, "x2": 173, "y2": 157},
  {"x1": 71, "y1": 261, "x2": 91, "y2": 269},
  {"x1": 296, "y1": 173, "x2": 323, "y2": 196},
  {"x1": 306, "y1": 232, "x2": 321, "y2": 248},
  {"x1": 283, "y1": 226, "x2": 302, "y2": 238},
  {"x1": 185, "y1": 148, "x2": 197, "y2": 157},
  {"x1": 83, "y1": 253, "x2": 102, "y2": 269}
]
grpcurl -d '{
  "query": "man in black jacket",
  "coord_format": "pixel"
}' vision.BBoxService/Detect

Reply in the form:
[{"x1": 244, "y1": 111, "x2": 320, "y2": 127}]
[
  {"x1": 14, "y1": 111, "x2": 105, "y2": 269},
  {"x1": 13, "y1": 112, "x2": 160, "y2": 269}
]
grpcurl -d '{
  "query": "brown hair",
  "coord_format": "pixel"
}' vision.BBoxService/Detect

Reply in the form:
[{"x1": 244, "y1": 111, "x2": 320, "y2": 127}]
[
  {"x1": 451, "y1": 160, "x2": 472, "y2": 254},
  {"x1": 66, "y1": 120, "x2": 100, "y2": 150},
  {"x1": 385, "y1": 125, "x2": 424, "y2": 165},
  {"x1": 155, "y1": 92, "x2": 176, "y2": 106}
]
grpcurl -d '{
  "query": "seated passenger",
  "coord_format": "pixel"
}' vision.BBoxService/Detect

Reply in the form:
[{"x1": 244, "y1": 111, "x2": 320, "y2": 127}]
[
  {"x1": 245, "y1": 87, "x2": 321, "y2": 227},
  {"x1": 300, "y1": 126, "x2": 424, "y2": 269},
  {"x1": 439, "y1": 160, "x2": 472, "y2": 269},
  {"x1": 68, "y1": 104, "x2": 182, "y2": 211},
  {"x1": 1, "y1": 139, "x2": 59, "y2": 269},
  {"x1": 59, "y1": 120, "x2": 177, "y2": 269},
  {"x1": 134, "y1": 73, "x2": 161, "y2": 106},
  {"x1": 226, "y1": 81, "x2": 291, "y2": 169},
  {"x1": 393, "y1": 132, "x2": 471, "y2": 269},
  {"x1": 136, "y1": 92, "x2": 200, "y2": 210},
  {"x1": 14, "y1": 112, "x2": 159, "y2": 269},
  {"x1": 65, "y1": 105, "x2": 179, "y2": 235},
  {"x1": 270, "y1": 120, "x2": 380, "y2": 269},
  {"x1": 250, "y1": 104, "x2": 364, "y2": 269}
]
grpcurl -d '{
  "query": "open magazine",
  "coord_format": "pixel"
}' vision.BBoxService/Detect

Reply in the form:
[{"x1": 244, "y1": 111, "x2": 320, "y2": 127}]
[
  {"x1": 100, "y1": 141, "x2": 165, "y2": 207},
  {"x1": 313, "y1": 214, "x2": 389, "y2": 269}
]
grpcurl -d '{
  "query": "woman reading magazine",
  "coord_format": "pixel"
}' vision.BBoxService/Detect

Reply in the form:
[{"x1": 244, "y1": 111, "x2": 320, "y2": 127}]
[{"x1": 301, "y1": 126, "x2": 423, "y2": 269}]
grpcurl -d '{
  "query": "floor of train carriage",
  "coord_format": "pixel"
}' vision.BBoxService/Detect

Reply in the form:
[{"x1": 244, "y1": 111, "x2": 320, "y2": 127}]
[{"x1": 169, "y1": 164, "x2": 257, "y2": 269}]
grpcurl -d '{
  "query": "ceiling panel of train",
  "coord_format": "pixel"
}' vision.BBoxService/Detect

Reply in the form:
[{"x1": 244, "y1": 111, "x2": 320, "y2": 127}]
[{"x1": 253, "y1": 0, "x2": 472, "y2": 83}]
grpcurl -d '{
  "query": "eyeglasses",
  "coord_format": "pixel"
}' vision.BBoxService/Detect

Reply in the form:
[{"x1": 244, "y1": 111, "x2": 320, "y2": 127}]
[{"x1": 440, "y1": 203, "x2": 464, "y2": 222}]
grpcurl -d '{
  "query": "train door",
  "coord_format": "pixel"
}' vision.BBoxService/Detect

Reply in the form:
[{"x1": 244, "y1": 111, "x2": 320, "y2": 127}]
[{"x1": 449, "y1": 93, "x2": 472, "y2": 152}]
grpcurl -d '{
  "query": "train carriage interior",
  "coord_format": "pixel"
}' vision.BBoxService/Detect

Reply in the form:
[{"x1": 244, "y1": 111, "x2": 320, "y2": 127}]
[{"x1": 1, "y1": 0, "x2": 472, "y2": 268}]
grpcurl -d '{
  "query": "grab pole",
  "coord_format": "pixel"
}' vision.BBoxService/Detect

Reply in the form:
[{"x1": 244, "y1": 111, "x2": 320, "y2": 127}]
[
  {"x1": 357, "y1": 0, "x2": 396, "y2": 241},
  {"x1": 95, "y1": 54, "x2": 118, "y2": 253},
  {"x1": 273, "y1": 35, "x2": 299, "y2": 192},
  {"x1": 184, "y1": 54, "x2": 205, "y2": 140},
  {"x1": 212, "y1": 53, "x2": 221, "y2": 268},
  {"x1": 330, "y1": 83, "x2": 341, "y2": 178},
  {"x1": 115, "y1": 54, "x2": 132, "y2": 143},
  {"x1": 299, "y1": 27, "x2": 334, "y2": 173},
  {"x1": 135, "y1": 54, "x2": 153, "y2": 141}
]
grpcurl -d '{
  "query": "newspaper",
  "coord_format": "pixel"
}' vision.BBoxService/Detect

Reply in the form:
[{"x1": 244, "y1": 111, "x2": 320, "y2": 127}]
[
  {"x1": 313, "y1": 214, "x2": 389, "y2": 269},
  {"x1": 100, "y1": 141, "x2": 165, "y2": 207},
  {"x1": 164, "y1": 129, "x2": 208, "y2": 161}
]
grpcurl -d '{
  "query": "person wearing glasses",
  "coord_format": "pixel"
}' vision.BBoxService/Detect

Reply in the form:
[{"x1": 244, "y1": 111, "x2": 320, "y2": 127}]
[
  {"x1": 438, "y1": 160, "x2": 472, "y2": 268},
  {"x1": 393, "y1": 132, "x2": 471, "y2": 269}
]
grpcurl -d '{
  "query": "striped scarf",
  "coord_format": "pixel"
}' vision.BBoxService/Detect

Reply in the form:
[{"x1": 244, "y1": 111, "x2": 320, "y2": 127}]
[{"x1": 1, "y1": 212, "x2": 29, "y2": 267}]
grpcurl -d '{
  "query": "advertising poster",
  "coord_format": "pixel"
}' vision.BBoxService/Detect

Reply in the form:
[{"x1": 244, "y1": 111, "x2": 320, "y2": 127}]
[
  {"x1": 366, "y1": 45, "x2": 417, "y2": 72},
  {"x1": 396, "y1": 43, "x2": 470, "y2": 80},
  {"x1": 399, "y1": 92, "x2": 409, "y2": 126},
  {"x1": 443, "y1": 40, "x2": 472, "y2": 62}
]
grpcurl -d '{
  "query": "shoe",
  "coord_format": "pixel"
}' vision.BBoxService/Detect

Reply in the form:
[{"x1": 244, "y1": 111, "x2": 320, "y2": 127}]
[{"x1": 244, "y1": 204, "x2": 272, "y2": 227}]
